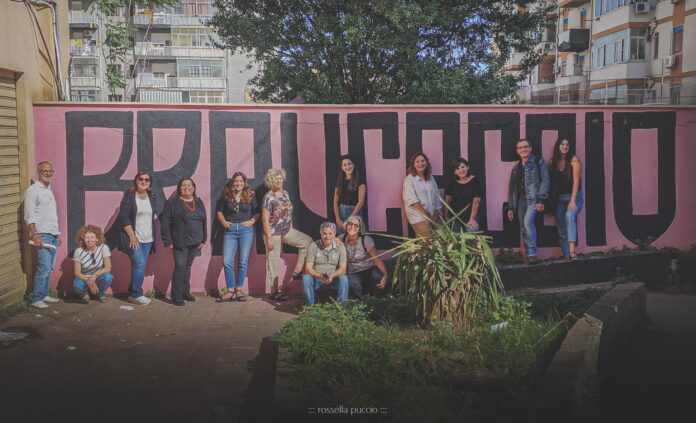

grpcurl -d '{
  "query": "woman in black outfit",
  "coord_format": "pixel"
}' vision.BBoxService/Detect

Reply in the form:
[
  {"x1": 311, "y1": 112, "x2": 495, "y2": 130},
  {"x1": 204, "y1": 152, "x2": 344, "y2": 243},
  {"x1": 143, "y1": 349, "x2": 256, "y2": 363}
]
[
  {"x1": 444, "y1": 158, "x2": 483, "y2": 232},
  {"x1": 160, "y1": 177, "x2": 207, "y2": 306},
  {"x1": 333, "y1": 155, "x2": 366, "y2": 234},
  {"x1": 116, "y1": 170, "x2": 157, "y2": 306}
]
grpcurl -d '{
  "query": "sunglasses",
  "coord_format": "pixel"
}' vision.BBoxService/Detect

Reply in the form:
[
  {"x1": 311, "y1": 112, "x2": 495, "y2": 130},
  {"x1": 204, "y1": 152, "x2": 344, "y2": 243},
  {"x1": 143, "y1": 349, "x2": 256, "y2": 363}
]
[
  {"x1": 346, "y1": 222, "x2": 360, "y2": 228},
  {"x1": 90, "y1": 253, "x2": 96, "y2": 265},
  {"x1": 137, "y1": 177, "x2": 151, "y2": 182}
]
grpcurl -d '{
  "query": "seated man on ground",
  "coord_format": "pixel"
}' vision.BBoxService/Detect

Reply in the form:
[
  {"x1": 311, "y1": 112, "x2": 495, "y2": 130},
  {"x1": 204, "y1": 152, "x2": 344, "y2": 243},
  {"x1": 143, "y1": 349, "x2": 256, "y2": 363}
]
[{"x1": 302, "y1": 222, "x2": 349, "y2": 306}]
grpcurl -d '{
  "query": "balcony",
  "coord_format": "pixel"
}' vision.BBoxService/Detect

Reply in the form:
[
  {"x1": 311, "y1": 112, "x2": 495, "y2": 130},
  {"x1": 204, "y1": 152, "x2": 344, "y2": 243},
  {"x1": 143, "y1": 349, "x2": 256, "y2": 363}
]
[
  {"x1": 133, "y1": 14, "x2": 212, "y2": 28},
  {"x1": 562, "y1": 64, "x2": 584, "y2": 77},
  {"x1": 504, "y1": 52, "x2": 526, "y2": 72},
  {"x1": 178, "y1": 77, "x2": 225, "y2": 89},
  {"x1": 135, "y1": 42, "x2": 226, "y2": 59},
  {"x1": 558, "y1": 29, "x2": 590, "y2": 53},
  {"x1": 70, "y1": 76, "x2": 101, "y2": 88},
  {"x1": 559, "y1": 0, "x2": 590, "y2": 8},
  {"x1": 134, "y1": 74, "x2": 225, "y2": 90},
  {"x1": 135, "y1": 73, "x2": 178, "y2": 88},
  {"x1": 68, "y1": 10, "x2": 97, "y2": 26},
  {"x1": 70, "y1": 44, "x2": 99, "y2": 57}
]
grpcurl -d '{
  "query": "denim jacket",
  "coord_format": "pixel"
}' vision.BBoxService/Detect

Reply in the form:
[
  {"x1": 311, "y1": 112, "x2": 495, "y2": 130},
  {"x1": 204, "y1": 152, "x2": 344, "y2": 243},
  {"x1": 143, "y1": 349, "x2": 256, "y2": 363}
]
[{"x1": 507, "y1": 154, "x2": 550, "y2": 211}]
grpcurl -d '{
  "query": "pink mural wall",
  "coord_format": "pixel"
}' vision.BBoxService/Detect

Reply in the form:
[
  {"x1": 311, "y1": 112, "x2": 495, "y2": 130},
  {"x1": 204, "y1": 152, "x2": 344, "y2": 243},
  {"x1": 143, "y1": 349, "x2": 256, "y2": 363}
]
[{"x1": 32, "y1": 104, "x2": 696, "y2": 295}]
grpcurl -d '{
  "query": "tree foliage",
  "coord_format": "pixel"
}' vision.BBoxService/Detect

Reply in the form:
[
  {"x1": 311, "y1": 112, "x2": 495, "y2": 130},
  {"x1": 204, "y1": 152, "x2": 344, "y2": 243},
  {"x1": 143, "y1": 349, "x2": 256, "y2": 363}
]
[{"x1": 210, "y1": 0, "x2": 553, "y2": 104}]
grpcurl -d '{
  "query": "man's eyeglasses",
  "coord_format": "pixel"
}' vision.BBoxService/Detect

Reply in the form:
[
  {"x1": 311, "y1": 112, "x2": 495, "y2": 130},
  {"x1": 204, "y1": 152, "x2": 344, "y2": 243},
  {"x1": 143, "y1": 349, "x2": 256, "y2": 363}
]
[{"x1": 39, "y1": 170, "x2": 54, "y2": 174}]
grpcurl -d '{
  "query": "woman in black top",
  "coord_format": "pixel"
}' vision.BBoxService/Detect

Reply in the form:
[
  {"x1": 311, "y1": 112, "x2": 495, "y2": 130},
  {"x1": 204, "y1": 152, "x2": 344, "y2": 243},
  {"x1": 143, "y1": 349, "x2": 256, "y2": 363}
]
[
  {"x1": 160, "y1": 177, "x2": 207, "y2": 306},
  {"x1": 549, "y1": 138, "x2": 583, "y2": 260},
  {"x1": 215, "y1": 172, "x2": 258, "y2": 302},
  {"x1": 444, "y1": 158, "x2": 483, "y2": 232},
  {"x1": 333, "y1": 155, "x2": 366, "y2": 234},
  {"x1": 116, "y1": 171, "x2": 157, "y2": 305}
]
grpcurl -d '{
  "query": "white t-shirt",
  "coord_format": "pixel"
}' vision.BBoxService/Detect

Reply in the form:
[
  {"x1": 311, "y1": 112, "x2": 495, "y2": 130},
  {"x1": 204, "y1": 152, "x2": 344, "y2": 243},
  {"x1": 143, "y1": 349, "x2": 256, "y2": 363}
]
[
  {"x1": 134, "y1": 196, "x2": 154, "y2": 243},
  {"x1": 73, "y1": 245, "x2": 111, "y2": 277}
]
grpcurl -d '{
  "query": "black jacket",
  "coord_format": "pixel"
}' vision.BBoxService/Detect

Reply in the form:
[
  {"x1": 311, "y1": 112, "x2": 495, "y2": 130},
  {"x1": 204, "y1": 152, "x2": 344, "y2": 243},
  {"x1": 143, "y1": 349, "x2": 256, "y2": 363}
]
[
  {"x1": 116, "y1": 190, "x2": 158, "y2": 255},
  {"x1": 160, "y1": 196, "x2": 207, "y2": 249}
]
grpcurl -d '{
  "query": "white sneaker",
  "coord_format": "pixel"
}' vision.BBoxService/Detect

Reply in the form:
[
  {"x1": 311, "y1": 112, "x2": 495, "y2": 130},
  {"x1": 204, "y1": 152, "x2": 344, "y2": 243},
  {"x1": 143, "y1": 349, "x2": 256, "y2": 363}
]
[
  {"x1": 42, "y1": 296, "x2": 60, "y2": 303},
  {"x1": 134, "y1": 296, "x2": 151, "y2": 305},
  {"x1": 31, "y1": 300, "x2": 48, "y2": 309}
]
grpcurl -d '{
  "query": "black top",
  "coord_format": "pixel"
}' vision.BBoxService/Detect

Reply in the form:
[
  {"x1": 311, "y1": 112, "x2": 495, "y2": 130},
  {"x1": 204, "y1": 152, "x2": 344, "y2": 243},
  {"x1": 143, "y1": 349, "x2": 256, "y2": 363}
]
[
  {"x1": 116, "y1": 190, "x2": 157, "y2": 255},
  {"x1": 338, "y1": 179, "x2": 363, "y2": 206},
  {"x1": 551, "y1": 165, "x2": 582, "y2": 195},
  {"x1": 445, "y1": 177, "x2": 483, "y2": 222},
  {"x1": 215, "y1": 195, "x2": 258, "y2": 223},
  {"x1": 160, "y1": 196, "x2": 207, "y2": 248},
  {"x1": 516, "y1": 162, "x2": 527, "y2": 201}
]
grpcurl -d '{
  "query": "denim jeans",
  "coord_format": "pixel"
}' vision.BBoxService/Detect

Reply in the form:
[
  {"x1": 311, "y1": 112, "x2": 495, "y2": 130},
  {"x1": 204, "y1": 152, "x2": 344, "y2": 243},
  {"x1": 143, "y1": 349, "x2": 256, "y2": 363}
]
[
  {"x1": 302, "y1": 274, "x2": 349, "y2": 305},
  {"x1": 556, "y1": 190, "x2": 584, "y2": 258},
  {"x1": 222, "y1": 223, "x2": 254, "y2": 289},
  {"x1": 338, "y1": 204, "x2": 361, "y2": 235},
  {"x1": 128, "y1": 242, "x2": 153, "y2": 298},
  {"x1": 348, "y1": 267, "x2": 385, "y2": 299},
  {"x1": 517, "y1": 200, "x2": 539, "y2": 257},
  {"x1": 29, "y1": 233, "x2": 58, "y2": 303},
  {"x1": 73, "y1": 273, "x2": 113, "y2": 298}
]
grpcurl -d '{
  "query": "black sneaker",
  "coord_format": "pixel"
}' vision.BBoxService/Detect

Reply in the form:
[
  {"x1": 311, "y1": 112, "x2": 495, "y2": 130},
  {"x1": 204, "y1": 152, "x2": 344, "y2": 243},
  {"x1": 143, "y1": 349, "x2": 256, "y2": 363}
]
[
  {"x1": 183, "y1": 293, "x2": 196, "y2": 302},
  {"x1": 172, "y1": 299, "x2": 186, "y2": 306}
]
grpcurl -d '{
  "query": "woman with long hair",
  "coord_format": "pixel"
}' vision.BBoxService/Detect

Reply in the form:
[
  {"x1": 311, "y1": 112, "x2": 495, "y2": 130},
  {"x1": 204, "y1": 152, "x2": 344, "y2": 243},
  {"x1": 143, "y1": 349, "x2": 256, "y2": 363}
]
[
  {"x1": 444, "y1": 158, "x2": 483, "y2": 232},
  {"x1": 333, "y1": 155, "x2": 366, "y2": 233},
  {"x1": 261, "y1": 168, "x2": 312, "y2": 301},
  {"x1": 116, "y1": 170, "x2": 156, "y2": 305},
  {"x1": 216, "y1": 172, "x2": 258, "y2": 302},
  {"x1": 160, "y1": 177, "x2": 207, "y2": 306},
  {"x1": 73, "y1": 224, "x2": 113, "y2": 304},
  {"x1": 549, "y1": 138, "x2": 583, "y2": 259},
  {"x1": 402, "y1": 152, "x2": 442, "y2": 237},
  {"x1": 340, "y1": 215, "x2": 388, "y2": 299}
]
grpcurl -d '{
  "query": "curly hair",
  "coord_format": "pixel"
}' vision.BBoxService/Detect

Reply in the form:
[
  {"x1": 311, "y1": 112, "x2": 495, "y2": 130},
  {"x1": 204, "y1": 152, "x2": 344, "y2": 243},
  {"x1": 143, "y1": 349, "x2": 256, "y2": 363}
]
[
  {"x1": 224, "y1": 172, "x2": 255, "y2": 203},
  {"x1": 264, "y1": 168, "x2": 286, "y2": 190},
  {"x1": 75, "y1": 224, "x2": 105, "y2": 249}
]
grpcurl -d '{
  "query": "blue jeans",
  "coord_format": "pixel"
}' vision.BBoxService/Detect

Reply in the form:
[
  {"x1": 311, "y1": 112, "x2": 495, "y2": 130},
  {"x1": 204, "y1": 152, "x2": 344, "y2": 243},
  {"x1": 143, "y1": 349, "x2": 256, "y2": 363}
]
[
  {"x1": 29, "y1": 233, "x2": 58, "y2": 303},
  {"x1": 348, "y1": 267, "x2": 385, "y2": 299},
  {"x1": 556, "y1": 190, "x2": 584, "y2": 258},
  {"x1": 222, "y1": 223, "x2": 254, "y2": 289},
  {"x1": 302, "y1": 274, "x2": 349, "y2": 305},
  {"x1": 517, "y1": 200, "x2": 539, "y2": 257},
  {"x1": 73, "y1": 273, "x2": 113, "y2": 298},
  {"x1": 128, "y1": 242, "x2": 153, "y2": 298},
  {"x1": 338, "y1": 204, "x2": 361, "y2": 235}
]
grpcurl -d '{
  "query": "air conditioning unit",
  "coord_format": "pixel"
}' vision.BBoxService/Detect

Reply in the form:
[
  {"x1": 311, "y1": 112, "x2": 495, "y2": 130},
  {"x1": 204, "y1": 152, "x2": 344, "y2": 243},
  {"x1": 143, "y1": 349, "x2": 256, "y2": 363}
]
[
  {"x1": 664, "y1": 55, "x2": 678, "y2": 69},
  {"x1": 635, "y1": 2, "x2": 649, "y2": 13},
  {"x1": 543, "y1": 42, "x2": 553, "y2": 51}
]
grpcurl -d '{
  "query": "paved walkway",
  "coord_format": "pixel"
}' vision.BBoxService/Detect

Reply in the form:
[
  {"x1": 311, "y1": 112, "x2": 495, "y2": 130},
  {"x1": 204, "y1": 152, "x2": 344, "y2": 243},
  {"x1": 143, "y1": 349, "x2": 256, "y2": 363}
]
[
  {"x1": 600, "y1": 292, "x2": 696, "y2": 422},
  {"x1": 0, "y1": 295, "x2": 304, "y2": 423}
]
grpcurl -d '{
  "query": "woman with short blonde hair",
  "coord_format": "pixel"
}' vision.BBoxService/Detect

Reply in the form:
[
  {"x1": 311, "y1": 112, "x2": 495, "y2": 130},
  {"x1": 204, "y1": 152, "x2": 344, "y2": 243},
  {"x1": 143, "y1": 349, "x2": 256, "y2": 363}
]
[{"x1": 73, "y1": 224, "x2": 113, "y2": 304}]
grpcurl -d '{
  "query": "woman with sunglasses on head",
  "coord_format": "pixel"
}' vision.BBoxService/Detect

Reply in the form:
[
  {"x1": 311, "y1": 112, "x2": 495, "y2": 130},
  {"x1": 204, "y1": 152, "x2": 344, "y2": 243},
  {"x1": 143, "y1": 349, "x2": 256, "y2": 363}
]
[
  {"x1": 161, "y1": 177, "x2": 207, "y2": 306},
  {"x1": 549, "y1": 138, "x2": 583, "y2": 260},
  {"x1": 116, "y1": 171, "x2": 157, "y2": 305},
  {"x1": 444, "y1": 158, "x2": 483, "y2": 232},
  {"x1": 340, "y1": 215, "x2": 388, "y2": 299},
  {"x1": 402, "y1": 152, "x2": 443, "y2": 237},
  {"x1": 333, "y1": 155, "x2": 366, "y2": 234},
  {"x1": 73, "y1": 224, "x2": 113, "y2": 304},
  {"x1": 216, "y1": 172, "x2": 258, "y2": 302}
]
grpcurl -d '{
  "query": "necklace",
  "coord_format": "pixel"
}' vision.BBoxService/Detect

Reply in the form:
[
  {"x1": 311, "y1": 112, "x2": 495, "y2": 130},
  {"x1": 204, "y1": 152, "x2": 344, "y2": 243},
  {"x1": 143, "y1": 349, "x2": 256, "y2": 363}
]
[{"x1": 181, "y1": 196, "x2": 196, "y2": 211}]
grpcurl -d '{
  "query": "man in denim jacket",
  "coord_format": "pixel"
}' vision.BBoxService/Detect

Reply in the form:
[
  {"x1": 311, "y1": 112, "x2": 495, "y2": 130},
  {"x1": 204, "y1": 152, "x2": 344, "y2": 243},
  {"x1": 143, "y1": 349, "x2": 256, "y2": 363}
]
[{"x1": 507, "y1": 139, "x2": 550, "y2": 263}]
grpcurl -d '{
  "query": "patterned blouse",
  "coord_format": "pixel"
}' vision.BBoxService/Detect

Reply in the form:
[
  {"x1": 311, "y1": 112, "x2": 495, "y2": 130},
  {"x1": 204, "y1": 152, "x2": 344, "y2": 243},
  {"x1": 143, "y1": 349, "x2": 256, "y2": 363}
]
[{"x1": 262, "y1": 190, "x2": 293, "y2": 236}]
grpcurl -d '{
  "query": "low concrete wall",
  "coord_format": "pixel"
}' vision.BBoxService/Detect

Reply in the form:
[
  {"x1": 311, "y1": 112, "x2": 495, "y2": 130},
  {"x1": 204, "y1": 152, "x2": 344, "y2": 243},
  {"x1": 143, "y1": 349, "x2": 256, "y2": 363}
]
[
  {"x1": 528, "y1": 282, "x2": 647, "y2": 422},
  {"x1": 500, "y1": 250, "x2": 672, "y2": 289}
]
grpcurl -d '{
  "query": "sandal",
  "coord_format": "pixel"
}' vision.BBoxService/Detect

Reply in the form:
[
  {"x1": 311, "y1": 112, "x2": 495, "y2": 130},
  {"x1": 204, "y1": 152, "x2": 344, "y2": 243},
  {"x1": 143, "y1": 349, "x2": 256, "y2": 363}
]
[
  {"x1": 235, "y1": 289, "x2": 247, "y2": 302},
  {"x1": 569, "y1": 252, "x2": 579, "y2": 260},
  {"x1": 216, "y1": 291, "x2": 236, "y2": 302}
]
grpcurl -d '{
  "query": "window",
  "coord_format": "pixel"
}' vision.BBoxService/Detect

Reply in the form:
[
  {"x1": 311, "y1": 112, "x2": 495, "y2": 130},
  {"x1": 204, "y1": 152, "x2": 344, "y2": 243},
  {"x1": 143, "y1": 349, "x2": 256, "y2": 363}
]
[
  {"x1": 614, "y1": 39, "x2": 625, "y2": 63},
  {"x1": 71, "y1": 58, "x2": 98, "y2": 77},
  {"x1": 630, "y1": 29, "x2": 646, "y2": 60},
  {"x1": 172, "y1": 28, "x2": 214, "y2": 47},
  {"x1": 672, "y1": 26, "x2": 683, "y2": 54},
  {"x1": 72, "y1": 90, "x2": 99, "y2": 102},
  {"x1": 177, "y1": 59, "x2": 223, "y2": 78},
  {"x1": 653, "y1": 32, "x2": 659, "y2": 59},
  {"x1": 580, "y1": 9, "x2": 587, "y2": 29},
  {"x1": 670, "y1": 86, "x2": 681, "y2": 105},
  {"x1": 186, "y1": 90, "x2": 224, "y2": 104}
]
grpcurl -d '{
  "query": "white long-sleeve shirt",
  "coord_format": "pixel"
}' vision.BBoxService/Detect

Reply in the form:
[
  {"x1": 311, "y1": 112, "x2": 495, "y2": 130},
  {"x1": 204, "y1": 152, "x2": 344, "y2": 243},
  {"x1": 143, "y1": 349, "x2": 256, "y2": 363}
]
[
  {"x1": 24, "y1": 181, "x2": 60, "y2": 235},
  {"x1": 402, "y1": 174, "x2": 442, "y2": 225}
]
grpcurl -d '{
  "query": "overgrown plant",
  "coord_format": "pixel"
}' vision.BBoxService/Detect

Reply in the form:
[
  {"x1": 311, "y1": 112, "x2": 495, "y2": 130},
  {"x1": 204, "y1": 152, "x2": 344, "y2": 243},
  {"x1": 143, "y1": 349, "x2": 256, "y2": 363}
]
[{"x1": 384, "y1": 203, "x2": 504, "y2": 328}]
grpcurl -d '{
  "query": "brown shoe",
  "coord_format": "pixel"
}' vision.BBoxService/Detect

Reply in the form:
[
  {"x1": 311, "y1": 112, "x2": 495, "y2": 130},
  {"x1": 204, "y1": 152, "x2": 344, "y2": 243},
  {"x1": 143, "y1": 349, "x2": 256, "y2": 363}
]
[{"x1": 526, "y1": 256, "x2": 541, "y2": 264}]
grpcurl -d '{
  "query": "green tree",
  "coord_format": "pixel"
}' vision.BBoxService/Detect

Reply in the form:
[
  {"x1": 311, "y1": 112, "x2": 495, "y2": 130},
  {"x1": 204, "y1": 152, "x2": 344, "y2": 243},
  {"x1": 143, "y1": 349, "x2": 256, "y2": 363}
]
[{"x1": 210, "y1": 0, "x2": 553, "y2": 104}]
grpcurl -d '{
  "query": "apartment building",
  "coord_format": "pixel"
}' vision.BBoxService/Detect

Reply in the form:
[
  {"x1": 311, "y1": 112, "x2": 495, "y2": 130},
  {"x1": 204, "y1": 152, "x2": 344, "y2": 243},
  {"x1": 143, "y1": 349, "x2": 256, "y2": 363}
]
[
  {"x1": 67, "y1": 0, "x2": 257, "y2": 103},
  {"x1": 507, "y1": 0, "x2": 696, "y2": 105}
]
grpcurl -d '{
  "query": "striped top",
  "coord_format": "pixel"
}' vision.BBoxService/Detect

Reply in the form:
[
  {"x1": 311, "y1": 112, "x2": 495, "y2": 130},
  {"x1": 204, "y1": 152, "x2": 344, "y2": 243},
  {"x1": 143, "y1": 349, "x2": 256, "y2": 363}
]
[{"x1": 73, "y1": 245, "x2": 111, "y2": 277}]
